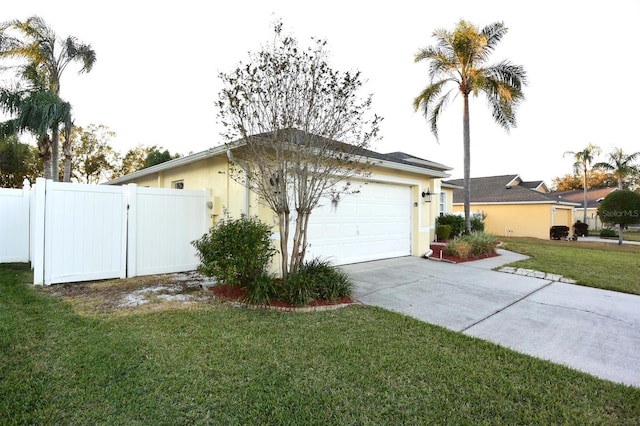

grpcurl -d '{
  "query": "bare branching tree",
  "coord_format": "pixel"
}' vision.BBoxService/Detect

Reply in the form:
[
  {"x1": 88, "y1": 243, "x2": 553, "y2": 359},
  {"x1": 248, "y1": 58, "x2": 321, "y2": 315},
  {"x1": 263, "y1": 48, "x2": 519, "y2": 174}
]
[{"x1": 216, "y1": 22, "x2": 382, "y2": 278}]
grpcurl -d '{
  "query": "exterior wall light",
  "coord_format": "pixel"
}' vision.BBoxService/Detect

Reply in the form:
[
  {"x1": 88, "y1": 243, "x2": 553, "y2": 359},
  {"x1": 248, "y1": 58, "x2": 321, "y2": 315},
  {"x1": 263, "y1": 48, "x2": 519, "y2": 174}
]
[{"x1": 421, "y1": 188, "x2": 432, "y2": 202}]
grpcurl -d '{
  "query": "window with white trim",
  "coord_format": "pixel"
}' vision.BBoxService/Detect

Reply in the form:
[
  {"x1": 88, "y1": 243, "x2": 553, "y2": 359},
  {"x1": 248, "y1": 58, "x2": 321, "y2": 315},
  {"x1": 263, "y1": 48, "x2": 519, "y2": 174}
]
[
  {"x1": 172, "y1": 180, "x2": 184, "y2": 189},
  {"x1": 439, "y1": 191, "x2": 447, "y2": 216}
]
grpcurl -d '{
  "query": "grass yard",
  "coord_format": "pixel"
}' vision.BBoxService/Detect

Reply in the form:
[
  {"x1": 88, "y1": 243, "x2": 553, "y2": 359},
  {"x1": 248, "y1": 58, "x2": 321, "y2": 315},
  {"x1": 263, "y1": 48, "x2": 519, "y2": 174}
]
[
  {"x1": 601, "y1": 230, "x2": 640, "y2": 242},
  {"x1": 1, "y1": 263, "x2": 639, "y2": 424},
  {"x1": 502, "y1": 237, "x2": 640, "y2": 295}
]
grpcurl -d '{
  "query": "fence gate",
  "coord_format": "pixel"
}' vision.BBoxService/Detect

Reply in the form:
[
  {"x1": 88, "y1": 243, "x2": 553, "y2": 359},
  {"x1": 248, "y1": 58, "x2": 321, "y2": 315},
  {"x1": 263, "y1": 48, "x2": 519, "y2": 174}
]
[
  {"x1": 43, "y1": 181, "x2": 128, "y2": 285},
  {"x1": 1, "y1": 178, "x2": 208, "y2": 285}
]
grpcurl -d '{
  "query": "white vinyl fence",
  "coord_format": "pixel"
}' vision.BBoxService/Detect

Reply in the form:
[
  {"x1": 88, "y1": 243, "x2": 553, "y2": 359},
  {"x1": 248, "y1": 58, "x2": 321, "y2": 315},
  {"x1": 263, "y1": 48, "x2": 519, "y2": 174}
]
[
  {"x1": 0, "y1": 184, "x2": 31, "y2": 263},
  {"x1": 0, "y1": 178, "x2": 208, "y2": 285}
]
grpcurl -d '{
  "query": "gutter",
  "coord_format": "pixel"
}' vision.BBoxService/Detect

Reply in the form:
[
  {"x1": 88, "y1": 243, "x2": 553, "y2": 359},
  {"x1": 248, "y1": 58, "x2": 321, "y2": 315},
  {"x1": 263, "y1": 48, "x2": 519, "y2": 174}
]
[{"x1": 106, "y1": 145, "x2": 228, "y2": 185}]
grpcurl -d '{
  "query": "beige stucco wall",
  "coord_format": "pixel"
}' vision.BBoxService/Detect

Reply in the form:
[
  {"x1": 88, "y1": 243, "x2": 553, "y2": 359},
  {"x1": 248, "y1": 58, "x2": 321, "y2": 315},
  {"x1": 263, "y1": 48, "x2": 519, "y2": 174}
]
[
  {"x1": 115, "y1": 157, "x2": 442, "y2": 268},
  {"x1": 453, "y1": 203, "x2": 575, "y2": 240}
]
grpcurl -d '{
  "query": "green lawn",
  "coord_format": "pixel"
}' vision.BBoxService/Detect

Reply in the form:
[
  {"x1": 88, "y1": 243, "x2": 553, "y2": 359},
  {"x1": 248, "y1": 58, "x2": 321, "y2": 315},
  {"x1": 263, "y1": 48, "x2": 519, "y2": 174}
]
[
  {"x1": 601, "y1": 230, "x2": 640, "y2": 242},
  {"x1": 2, "y1": 263, "x2": 639, "y2": 424},
  {"x1": 502, "y1": 237, "x2": 640, "y2": 295}
]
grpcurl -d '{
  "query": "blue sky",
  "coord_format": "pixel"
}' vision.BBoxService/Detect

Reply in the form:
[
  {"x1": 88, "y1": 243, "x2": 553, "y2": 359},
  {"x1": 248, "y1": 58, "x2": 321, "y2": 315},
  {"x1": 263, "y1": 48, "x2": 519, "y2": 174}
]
[{"x1": 3, "y1": 0, "x2": 639, "y2": 186}]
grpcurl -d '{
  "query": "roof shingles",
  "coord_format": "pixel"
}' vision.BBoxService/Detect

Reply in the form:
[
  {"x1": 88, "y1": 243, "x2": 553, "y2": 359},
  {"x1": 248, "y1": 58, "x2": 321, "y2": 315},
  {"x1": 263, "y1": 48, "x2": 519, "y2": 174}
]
[{"x1": 446, "y1": 175, "x2": 565, "y2": 204}]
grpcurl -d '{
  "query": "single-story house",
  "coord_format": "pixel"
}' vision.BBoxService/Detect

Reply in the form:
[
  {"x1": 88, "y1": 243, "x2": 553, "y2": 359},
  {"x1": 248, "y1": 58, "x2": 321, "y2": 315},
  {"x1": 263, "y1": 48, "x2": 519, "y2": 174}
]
[
  {"x1": 107, "y1": 136, "x2": 454, "y2": 270},
  {"x1": 548, "y1": 187, "x2": 617, "y2": 231},
  {"x1": 446, "y1": 174, "x2": 579, "y2": 240}
]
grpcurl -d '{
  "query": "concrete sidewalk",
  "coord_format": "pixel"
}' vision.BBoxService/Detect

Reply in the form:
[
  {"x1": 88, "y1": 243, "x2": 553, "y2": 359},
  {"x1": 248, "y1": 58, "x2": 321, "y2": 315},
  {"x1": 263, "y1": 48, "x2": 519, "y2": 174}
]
[{"x1": 342, "y1": 253, "x2": 640, "y2": 388}]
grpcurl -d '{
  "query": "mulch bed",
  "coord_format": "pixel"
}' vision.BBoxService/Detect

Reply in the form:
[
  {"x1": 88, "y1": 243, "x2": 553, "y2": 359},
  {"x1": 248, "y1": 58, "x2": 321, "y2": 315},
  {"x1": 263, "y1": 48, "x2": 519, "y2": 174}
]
[
  {"x1": 209, "y1": 284, "x2": 354, "y2": 310},
  {"x1": 429, "y1": 243, "x2": 499, "y2": 264}
]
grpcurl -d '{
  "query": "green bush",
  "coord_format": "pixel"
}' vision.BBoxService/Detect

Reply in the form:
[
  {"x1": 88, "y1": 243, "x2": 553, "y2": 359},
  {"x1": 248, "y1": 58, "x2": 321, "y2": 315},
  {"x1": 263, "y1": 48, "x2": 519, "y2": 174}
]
[
  {"x1": 280, "y1": 273, "x2": 317, "y2": 307},
  {"x1": 470, "y1": 216, "x2": 485, "y2": 233},
  {"x1": 437, "y1": 214, "x2": 465, "y2": 237},
  {"x1": 242, "y1": 272, "x2": 277, "y2": 305},
  {"x1": 192, "y1": 215, "x2": 276, "y2": 288},
  {"x1": 445, "y1": 240, "x2": 473, "y2": 259},
  {"x1": 600, "y1": 228, "x2": 618, "y2": 238},
  {"x1": 436, "y1": 224, "x2": 451, "y2": 241},
  {"x1": 445, "y1": 232, "x2": 499, "y2": 258},
  {"x1": 279, "y1": 258, "x2": 353, "y2": 306}
]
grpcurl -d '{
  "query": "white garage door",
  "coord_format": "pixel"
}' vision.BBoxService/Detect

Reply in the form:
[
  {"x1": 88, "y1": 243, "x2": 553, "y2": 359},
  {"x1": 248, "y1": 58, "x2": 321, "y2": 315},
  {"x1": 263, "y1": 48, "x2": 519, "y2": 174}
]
[{"x1": 304, "y1": 181, "x2": 412, "y2": 265}]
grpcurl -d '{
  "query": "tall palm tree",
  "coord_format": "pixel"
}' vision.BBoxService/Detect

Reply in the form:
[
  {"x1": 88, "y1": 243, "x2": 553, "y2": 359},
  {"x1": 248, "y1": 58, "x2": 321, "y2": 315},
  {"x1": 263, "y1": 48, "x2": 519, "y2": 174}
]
[
  {"x1": 414, "y1": 20, "x2": 527, "y2": 233},
  {"x1": 0, "y1": 15, "x2": 96, "y2": 181},
  {"x1": 563, "y1": 143, "x2": 602, "y2": 223},
  {"x1": 0, "y1": 88, "x2": 72, "y2": 180},
  {"x1": 593, "y1": 147, "x2": 640, "y2": 190}
]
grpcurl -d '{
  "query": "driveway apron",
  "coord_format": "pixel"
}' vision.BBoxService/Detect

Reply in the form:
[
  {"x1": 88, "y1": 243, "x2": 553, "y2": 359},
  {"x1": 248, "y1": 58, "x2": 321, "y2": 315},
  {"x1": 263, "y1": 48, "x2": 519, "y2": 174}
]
[{"x1": 341, "y1": 252, "x2": 640, "y2": 388}]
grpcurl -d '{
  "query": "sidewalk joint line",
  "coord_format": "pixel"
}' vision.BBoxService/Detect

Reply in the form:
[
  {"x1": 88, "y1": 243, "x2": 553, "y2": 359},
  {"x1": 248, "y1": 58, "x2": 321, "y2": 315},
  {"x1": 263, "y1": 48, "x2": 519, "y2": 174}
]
[{"x1": 460, "y1": 281, "x2": 554, "y2": 333}]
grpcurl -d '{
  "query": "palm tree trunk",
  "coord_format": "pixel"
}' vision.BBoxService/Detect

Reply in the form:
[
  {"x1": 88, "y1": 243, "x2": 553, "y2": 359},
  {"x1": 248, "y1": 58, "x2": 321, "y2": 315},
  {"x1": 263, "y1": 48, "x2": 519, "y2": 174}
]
[
  {"x1": 462, "y1": 93, "x2": 471, "y2": 234},
  {"x1": 62, "y1": 135, "x2": 73, "y2": 182},
  {"x1": 63, "y1": 157, "x2": 72, "y2": 182},
  {"x1": 582, "y1": 163, "x2": 588, "y2": 224},
  {"x1": 38, "y1": 135, "x2": 53, "y2": 180},
  {"x1": 52, "y1": 126, "x2": 60, "y2": 181}
]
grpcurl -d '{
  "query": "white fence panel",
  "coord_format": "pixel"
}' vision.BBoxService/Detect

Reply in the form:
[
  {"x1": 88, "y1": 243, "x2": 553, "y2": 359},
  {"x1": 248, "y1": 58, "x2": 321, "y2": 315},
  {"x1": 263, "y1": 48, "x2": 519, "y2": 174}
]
[
  {"x1": 31, "y1": 179, "x2": 46, "y2": 284},
  {"x1": 0, "y1": 183, "x2": 30, "y2": 262},
  {"x1": 127, "y1": 185, "x2": 207, "y2": 277},
  {"x1": 43, "y1": 180, "x2": 127, "y2": 285}
]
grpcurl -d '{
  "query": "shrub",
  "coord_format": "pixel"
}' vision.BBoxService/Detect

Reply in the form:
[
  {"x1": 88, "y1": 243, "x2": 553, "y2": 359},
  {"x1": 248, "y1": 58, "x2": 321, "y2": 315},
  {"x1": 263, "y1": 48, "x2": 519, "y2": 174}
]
[
  {"x1": 470, "y1": 215, "x2": 485, "y2": 233},
  {"x1": 436, "y1": 224, "x2": 451, "y2": 241},
  {"x1": 192, "y1": 215, "x2": 276, "y2": 288},
  {"x1": 437, "y1": 214, "x2": 465, "y2": 237},
  {"x1": 243, "y1": 272, "x2": 277, "y2": 305},
  {"x1": 278, "y1": 258, "x2": 353, "y2": 306},
  {"x1": 600, "y1": 228, "x2": 618, "y2": 238},
  {"x1": 446, "y1": 240, "x2": 473, "y2": 259},
  {"x1": 445, "y1": 232, "x2": 499, "y2": 259},
  {"x1": 279, "y1": 273, "x2": 316, "y2": 307}
]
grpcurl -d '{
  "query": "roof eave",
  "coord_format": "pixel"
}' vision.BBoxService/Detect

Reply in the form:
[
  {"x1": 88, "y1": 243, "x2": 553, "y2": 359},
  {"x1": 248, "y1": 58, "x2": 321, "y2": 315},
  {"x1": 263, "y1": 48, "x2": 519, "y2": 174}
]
[
  {"x1": 453, "y1": 200, "x2": 581, "y2": 206},
  {"x1": 372, "y1": 158, "x2": 451, "y2": 178},
  {"x1": 106, "y1": 145, "x2": 229, "y2": 185}
]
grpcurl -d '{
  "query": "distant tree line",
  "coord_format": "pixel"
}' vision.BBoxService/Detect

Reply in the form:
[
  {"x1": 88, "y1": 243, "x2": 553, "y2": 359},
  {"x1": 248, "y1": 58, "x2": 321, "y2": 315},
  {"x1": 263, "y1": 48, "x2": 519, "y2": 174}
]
[{"x1": 0, "y1": 124, "x2": 180, "y2": 187}]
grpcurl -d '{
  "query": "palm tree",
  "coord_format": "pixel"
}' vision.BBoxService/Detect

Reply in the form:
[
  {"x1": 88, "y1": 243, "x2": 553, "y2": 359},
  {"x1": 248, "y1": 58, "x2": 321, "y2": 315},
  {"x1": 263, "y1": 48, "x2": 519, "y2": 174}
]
[
  {"x1": 414, "y1": 20, "x2": 527, "y2": 233},
  {"x1": 0, "y1": 88, "x2": 72, "y2": 180},
  {"x1": 0, "y1": 15, "x2": 96, "y2": 181},
  {"x1": 563, "y1": 143, "x2": 602, "y2": 223},
  {"x1": 593, "y1": 148, "x2": 640, "y2": 190}
]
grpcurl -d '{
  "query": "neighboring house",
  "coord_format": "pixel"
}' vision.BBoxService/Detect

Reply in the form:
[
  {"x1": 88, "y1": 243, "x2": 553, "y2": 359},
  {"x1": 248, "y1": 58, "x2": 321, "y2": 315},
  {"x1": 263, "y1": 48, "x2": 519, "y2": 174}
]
[
  {"x1": 107, "y1": 138, "x2": 453, "y2": 269},
  {"x1": 446, "y1": 174, "x2": 579, "y2": 240},
  {"x1": 548, "y1": 187, "x2": 617, "y2": 231}
]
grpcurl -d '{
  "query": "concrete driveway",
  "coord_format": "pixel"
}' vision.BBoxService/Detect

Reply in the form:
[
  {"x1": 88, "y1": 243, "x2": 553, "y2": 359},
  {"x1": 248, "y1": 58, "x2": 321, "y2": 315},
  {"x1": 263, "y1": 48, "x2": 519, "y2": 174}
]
[{"x1": 341, "y1": 251, "x2": 640, "y2": 388}]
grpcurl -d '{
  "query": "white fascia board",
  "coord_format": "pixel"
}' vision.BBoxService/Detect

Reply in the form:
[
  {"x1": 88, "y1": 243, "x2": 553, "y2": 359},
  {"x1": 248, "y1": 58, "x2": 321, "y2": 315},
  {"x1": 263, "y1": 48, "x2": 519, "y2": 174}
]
[
  {"x1": 452, "y1": 200, "x2": 581, "y2": 206},
  {"x1": 106, "y1": 145, "x2": 228, "y2": 185},
  {"x1": 369, "y1": 158, "x2": 451, "y2": 178}
]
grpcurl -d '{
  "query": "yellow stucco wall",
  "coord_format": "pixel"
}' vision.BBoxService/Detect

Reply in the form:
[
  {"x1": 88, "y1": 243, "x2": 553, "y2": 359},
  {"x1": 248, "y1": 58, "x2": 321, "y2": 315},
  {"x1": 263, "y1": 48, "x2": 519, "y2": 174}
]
[
  {"x1": 452, "y1": 203, "x2": 575, "y2": 240},
  {"x1": 115, "y1": 156, "x2": 442, "y2": 265}
]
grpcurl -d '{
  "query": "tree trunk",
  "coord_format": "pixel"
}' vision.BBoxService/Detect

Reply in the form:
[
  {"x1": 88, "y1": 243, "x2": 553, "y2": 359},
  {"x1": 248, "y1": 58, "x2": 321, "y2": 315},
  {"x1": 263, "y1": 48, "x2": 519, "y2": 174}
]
[
  {"x1": 278, "y1": 210, "x2": 290, "y2": 281},
  {"x1": 618, "y1": 223, "x2": 623, "y2": 245},
  {"x1": 52, "y1": 126, "x2": 60, "y2": 182},
  {"x1": 38, "y1": 135, "x2": 53, "y2": 180},
  {"x1": 63, "y1": 157, "x2": 72, "y2": 182},
  {"x1": 289, "y1": 209, "x2": 311, "y2": 274},
  {"x1": 582, "y1": 164, "x2": 588, "y2": 224},
  {"x1": 63, "y1": 135, "x2": 73, "y2": 182},
  {"x1": 462, "y1": 93, "x2": 471, "y2": 234}
]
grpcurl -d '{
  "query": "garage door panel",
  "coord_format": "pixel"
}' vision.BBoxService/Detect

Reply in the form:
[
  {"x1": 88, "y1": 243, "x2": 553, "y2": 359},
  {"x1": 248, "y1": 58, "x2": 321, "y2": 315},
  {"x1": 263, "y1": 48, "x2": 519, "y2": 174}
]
[{"x1": 301, "y1": 181, "x2": 412, "y2": 265}]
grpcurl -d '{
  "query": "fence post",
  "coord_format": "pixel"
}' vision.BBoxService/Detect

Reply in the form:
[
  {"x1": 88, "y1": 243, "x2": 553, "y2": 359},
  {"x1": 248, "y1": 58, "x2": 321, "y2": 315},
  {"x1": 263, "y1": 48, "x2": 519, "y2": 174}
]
[
  {"x1": 19, "y1": 179, "x2": 31, "y2": 263},
  {"x1": 32, "y1": 178, "x2": 46, "y2": 285},
  {"x1": 126, "y1": 184, "x2": 137, "y2": 278}
]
